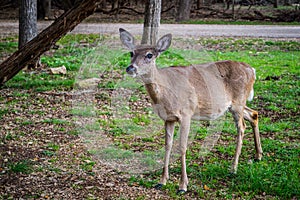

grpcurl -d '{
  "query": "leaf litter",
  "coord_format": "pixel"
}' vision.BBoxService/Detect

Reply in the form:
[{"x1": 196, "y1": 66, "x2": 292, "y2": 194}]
[{"x1": 0, "y1": 89, "x2": 171, "y2": 199}]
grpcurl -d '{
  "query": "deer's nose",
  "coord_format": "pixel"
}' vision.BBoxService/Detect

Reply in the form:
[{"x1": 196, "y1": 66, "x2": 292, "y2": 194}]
[{"x1": 126, "y1": 65, "x2": 137, "y2": 75}]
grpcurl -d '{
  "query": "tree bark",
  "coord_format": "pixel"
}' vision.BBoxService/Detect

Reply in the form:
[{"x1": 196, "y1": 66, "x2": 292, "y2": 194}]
[
  {"x1": 274, "y1": 0, "x2": 279, "y2": 8},
  {"x1": 0, "y1": 0, "x2": 100, "y2": 85},
  {"x1": 176, "y1": 0, "x2": 192, "y2": 22},
  {"x1": 197, "y1": 0, "x2": 201, "y2": 9},
  {"x1": 19, "y1": 0, "x2": 39, "y2": 69},
  {"x1": 283, "y1": 0, "x2": 291, "y2": 6},
  {"x1": 19, "y1": 0, "x2": 37, "y2": 48},
  {"x1": 43, "y1": 0, "x2": 51, "y2": 19},
  {"x1": 232, "y1": 0, "x2": 235, "y2": 19},
  {"x1": 141, "y1": 0, "x2": 161, "y2": 45},
  {"x1": 38, "y1": 0, "x2": 51, "y2": 19}
]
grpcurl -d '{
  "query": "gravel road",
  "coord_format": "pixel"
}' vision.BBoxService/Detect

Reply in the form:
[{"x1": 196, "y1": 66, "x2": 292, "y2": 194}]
[{"x1": 0, "y1": 20, "x2": 299, "y2": 39}]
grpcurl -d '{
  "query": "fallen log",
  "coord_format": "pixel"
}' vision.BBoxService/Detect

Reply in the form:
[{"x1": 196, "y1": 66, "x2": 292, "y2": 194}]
[{"x1": 0, "y1": 0, "x2": 101, "y2": 86}]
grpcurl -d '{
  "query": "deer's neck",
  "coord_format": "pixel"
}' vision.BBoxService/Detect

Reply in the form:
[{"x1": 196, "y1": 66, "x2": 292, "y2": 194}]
[
  {"x1": 142, "y1": 66, "x2": 162, "y2": 104},
  {"x1": 140, "y1": 65, "x2": 160, "y2": 84}
]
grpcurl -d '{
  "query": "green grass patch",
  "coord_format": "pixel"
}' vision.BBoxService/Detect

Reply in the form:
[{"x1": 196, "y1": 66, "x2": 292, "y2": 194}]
[
  {"x1": 0, "y1": 108, "x2": 9, "y2": 119},
  {"x1": 43, "y1": 118, "x2": 70, "y2": 125},
  {"x1": 5, "y1": 71, "x2": 75, "y2": 91},
  {"x1": 0, "y1": 40, "x2": 18, "y2": 54},
  {"x1": 42, "y1": 150, "x2": 56, "y2": 157},
  {"x1": 3, "y1": 34, "x2": 105, "y2": 91},
  {"x1": 8, "y1": 160, "x2": 33, "y2": 174},
  {"x1": 45, "y1": 142, "x2": 60, "y2": 153},
  {"x1": 80, "y1": 157, "x2": 96, "y2": 172}
]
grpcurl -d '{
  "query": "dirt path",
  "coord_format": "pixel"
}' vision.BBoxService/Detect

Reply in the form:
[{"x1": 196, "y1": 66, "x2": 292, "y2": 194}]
[{"x1": 1, "y1": 20, "x2": 300, "y2": 39}]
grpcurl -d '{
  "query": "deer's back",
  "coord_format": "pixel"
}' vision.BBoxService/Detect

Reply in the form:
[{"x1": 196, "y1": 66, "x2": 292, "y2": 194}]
[
  {"x1": 160, "y1": 60, "x2": 255, "y2": 96},
  {"x1": 157, "y1": 60, "x2": 256, "y2": 120}
]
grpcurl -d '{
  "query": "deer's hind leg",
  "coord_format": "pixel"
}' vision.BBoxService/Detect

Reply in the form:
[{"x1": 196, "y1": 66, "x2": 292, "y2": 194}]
[
  {"x1": 178, "y1": 116, "x2": 191, "y2": 193},
  {"x1": 243, "y1": 106, "x2": 263, "y2": 161}
]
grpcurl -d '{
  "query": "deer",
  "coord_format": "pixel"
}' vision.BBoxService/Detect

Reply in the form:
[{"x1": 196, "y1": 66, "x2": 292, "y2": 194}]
[{"x1": 119, "y1": 28, "x2": 263, "y2": 194}]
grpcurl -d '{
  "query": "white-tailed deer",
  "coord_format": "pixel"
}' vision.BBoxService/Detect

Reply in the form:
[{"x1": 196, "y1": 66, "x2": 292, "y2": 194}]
[{"x1": 119, "y1": 28, "x2": 263, "y2": 193}]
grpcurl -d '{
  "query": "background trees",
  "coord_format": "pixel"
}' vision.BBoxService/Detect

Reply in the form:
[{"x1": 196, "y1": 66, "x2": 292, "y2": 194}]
[
  {"x1": 176, "y1": 0, "x2": 193, "y2": 21},
  {"x1": 142, "y1": 0, "x2": 161, "y2": 45},
  {"x1": 1, "y1": 0, "x2": 299, "y2": 23},
  {"x1": 38, "y1": 0, "x2": 51, "y2": 19}
]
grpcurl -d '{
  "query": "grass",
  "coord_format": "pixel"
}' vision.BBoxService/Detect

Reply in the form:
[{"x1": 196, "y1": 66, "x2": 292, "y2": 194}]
[
  {"x1": 1, "y1": 34, "x2": 105, "y2": 91},
  {"x1": 190, "y1": 139, "x2": 299, "y2": 199},
  {"x1": 0, "y1": 40, "x2": 18, "y2": 53},
  {"x1": 0, "y1": 34, "x2": 299, "y2": 199},
  {"x1": 43, "y1": 118, "x2": 70, "y2": 125},
  {"x1": 8, "y1": 160, "x2": 33, "y2": 174}
]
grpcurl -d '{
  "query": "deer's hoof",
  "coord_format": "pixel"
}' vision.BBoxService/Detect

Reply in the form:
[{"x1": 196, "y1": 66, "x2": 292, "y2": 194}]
[
  {"x1": 154, "y1": 183, "x2": 163, "y2": 190},
  {"x1": 228, "y1": 171, "x2": 237, "y2": 178},
  {"x1": 254, "y1": 157, "x2": 262, "y2": 162},
  {"x1": 229, "y1": 168, "x2": 237, "y2": 175},
  {"x1": 177, "y1": 189, "x2": 187, "y2": 195}
]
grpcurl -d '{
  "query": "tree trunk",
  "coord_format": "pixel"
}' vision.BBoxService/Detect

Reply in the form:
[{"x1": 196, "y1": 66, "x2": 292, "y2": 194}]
[
  {"x1": 38, "y1": 0, "x2": 51, "y2": 19},
  {"x1": 141, "y1": 0, "x2": 161, "y2": 45},
  {"x1": 274, "y1": 0, "x2": 279, "y2": 8},
  {"x1": 232, "y1": 0, "x2": 235, "y2": 19},
  {"x1": 172, "y1": 0, "x2": 180, "y2": 19},
  {"x1": 197, "y1": 0, "x2": 201, "y2": 9},
  {"x1": 19, "y1": 0, "x2": 37, "y2": 48},
  {"x1": 283, "y1": 0, "x2": 291, "y2": 6},
  {"x1": 100, "y1": 0, "x2": 107, "y2": 9},
  {"x1": 19, "y1": 0, "x2": 39, "y2": 69},
  {"x1": 43, "y1": 0, "x2": 51, "y2": 19},
  {"x1": 112, "y1": 0, "x2": 118, "y2": 9},
  {"x1": 0, "y1": 0, "x2": 100, "y2": 85},
  {"x1": 176, "y1": 0, "x2": 192, "y2": 22}
]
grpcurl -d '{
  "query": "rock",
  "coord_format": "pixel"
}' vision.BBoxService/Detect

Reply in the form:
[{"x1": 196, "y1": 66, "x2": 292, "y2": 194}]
[
  {"x1": 49, "y1": 65, "x2": 67, "y2": 75},
  {"x1": 76, "y1": 78, "x2": 101, "y2": 89}
]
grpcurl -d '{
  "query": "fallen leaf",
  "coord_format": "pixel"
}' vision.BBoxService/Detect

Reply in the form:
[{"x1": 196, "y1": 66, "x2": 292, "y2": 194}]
[{"x1": 204, "y1": 184, "x2": 210, "y2": 191}]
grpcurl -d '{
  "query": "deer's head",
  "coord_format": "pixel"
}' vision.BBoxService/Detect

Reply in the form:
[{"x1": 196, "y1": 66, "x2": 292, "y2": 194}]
[{"x1": 119, "y1": 28, "x2": 172, "y2": 78}]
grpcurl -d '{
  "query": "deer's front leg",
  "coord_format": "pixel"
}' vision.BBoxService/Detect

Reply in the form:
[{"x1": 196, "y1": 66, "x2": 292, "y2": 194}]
[
  {"x1": 157, "y1": 121, "x2": 175, "y2": 188},
  {"x1": 178, "y1": 117, "x2": 191, "y2": 193}
]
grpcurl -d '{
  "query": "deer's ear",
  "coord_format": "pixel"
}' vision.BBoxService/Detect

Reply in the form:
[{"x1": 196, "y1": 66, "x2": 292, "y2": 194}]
[
  {"x1": 119, "y1": 28, "x2": 135, "y2": 50},
  {"x1": 156, "y1": 34, "x2": 172, "y2": 53}
]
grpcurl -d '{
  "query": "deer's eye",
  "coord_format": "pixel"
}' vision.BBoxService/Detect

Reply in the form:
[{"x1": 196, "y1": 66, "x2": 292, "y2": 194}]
[
  {"x1": 146, "y1": 53, "x2": 153, "y2": 59},
  {"x1": 130, "y1": 52, "x2": 134, "y2": 57}
]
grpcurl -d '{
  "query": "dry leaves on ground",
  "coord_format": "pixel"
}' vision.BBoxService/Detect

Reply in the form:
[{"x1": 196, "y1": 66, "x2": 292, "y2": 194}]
[{"x1": 0, "y1": 89, "x2": 171, "y2": 199}]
